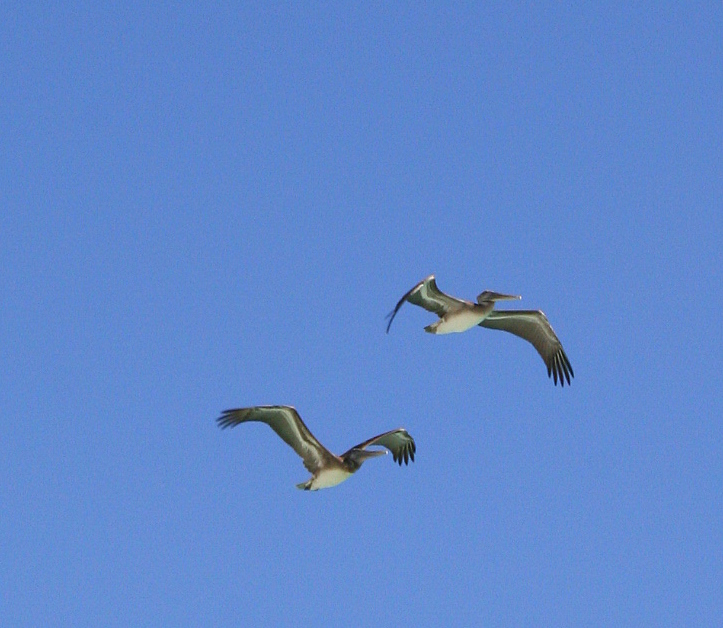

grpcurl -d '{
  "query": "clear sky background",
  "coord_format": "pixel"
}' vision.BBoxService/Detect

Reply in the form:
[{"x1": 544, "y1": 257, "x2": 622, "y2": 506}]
[{"x1": 2, "y1": 3, "x2": 721, "y2": 626}]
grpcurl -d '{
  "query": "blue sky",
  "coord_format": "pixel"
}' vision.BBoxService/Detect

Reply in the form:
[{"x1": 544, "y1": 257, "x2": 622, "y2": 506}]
[{"x1": 2, "y1": 2, "x2": 721, "y2": 625}]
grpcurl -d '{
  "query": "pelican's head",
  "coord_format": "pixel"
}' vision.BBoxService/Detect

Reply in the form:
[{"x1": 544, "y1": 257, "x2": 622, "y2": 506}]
[
  {"x1": 476, "y1": 290, "x2": 522, "y2": 305},
  {"x1": 344, "y1": 448, "x2": 387, "y2": 471}
]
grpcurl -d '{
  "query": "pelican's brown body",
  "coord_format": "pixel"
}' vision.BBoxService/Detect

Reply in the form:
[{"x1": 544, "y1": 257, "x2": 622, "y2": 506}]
[
  {"x1": 387, "y1": 275, "x2": 574, "y2": 386},
  {"x1": 217, "y1": 406, "x2": 415, "y2": 490}
]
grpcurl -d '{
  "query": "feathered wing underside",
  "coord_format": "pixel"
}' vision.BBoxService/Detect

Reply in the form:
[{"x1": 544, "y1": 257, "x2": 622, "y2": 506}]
[
  {"x1": 217, "y1": 406, "x2": 336, "y2": 473},
  {"x1": 343, "y1": 429, "x2": 416, "y2": 466},
  {"x1": 479, "y1": 310, "x2": 574, "y2": 386},
  {"x1": 386, "y1": 274, "x2": 469, "y2": 332}
]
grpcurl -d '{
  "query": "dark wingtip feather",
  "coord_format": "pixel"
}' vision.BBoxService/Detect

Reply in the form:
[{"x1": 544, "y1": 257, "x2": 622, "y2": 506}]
[
  {"x1": 556, "y1": 350, "x2": 574, "y2": 386},
  {"x1": 216, "y1": 410, "x2": 237, "y2": 429},
  {"x1": 385, "y1": 311, "x2": 395, "y2": 334},
  {"x1": 563, "y1": 351, "x2": 574, "y2": 379},
  {"x1": 560, "y1": 355, "x2": 571, "y2": 385}
]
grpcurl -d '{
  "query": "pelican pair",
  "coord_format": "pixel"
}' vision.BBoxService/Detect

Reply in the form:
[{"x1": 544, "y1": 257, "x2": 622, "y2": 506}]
[{"x1": 218, "y1": 274, "x2": 573, "y2": 490}]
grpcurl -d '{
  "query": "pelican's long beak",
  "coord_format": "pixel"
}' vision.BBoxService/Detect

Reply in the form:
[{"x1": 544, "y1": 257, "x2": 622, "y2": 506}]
[
  {"x1": 477, "y1": 290, "x2": 522, "y2": 304},
  {"x1": 349, "y1": 449, "x2": 387, "y2": 465}
]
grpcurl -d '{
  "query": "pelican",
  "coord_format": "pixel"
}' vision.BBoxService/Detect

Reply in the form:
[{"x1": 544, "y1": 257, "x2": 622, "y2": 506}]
[
  {"x1": 386, "y1": 274, "x2": 574, "y2": 386},
  {"x1": 217, "y1": 405, "x2": 416, "y2": 490}
]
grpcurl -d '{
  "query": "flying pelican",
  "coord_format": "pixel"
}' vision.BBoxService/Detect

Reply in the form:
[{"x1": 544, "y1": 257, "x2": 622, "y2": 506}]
[
  {"x1": 217, "y1": 405, "x2": 416, "y2": 490},
  {"x1": 386, "y1": 274, "x2": 574, "y2": 386}
]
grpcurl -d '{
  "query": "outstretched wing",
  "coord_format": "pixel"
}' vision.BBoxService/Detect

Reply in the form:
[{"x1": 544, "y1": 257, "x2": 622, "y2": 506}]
[
  {"x1": 479, "y1": 310, "x2": 574, "y2": 386},
  {"x1": 386, "y1": 274, "x2": 469, "y2": 333},
  {"x1": 343, "y1": 429, "x2": 416, "y2": 466},
  {"x1": 217, "y1": 405, "x2": 336, "y2": 473}
]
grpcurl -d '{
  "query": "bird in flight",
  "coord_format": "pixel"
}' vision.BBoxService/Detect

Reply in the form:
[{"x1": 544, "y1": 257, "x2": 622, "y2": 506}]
[
  {"x1": 217, "y1": 405, "x2": 416, "y2": 490},
  {"x1": 386, "y1": 274, "x2": 574, "y2": 386}
]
